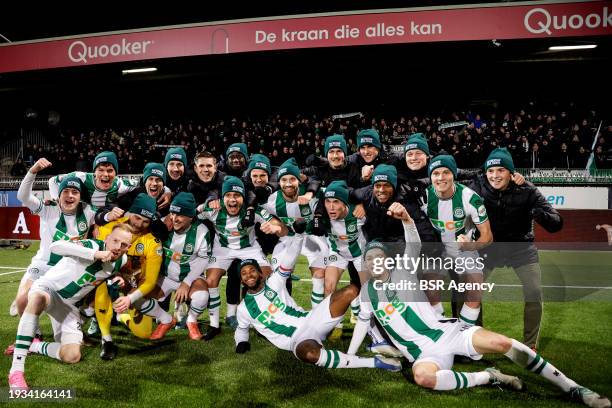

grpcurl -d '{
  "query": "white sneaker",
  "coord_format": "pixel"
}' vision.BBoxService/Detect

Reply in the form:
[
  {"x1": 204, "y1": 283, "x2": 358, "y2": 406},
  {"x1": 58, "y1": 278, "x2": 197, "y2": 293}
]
[
  {"x1": 486, "y1": 367, "x2": 523, "y2": 391},
  {"x1": 570, "y1": 386, "x2": 611, "y2": 408},
  {"x1": 367, "y1": 341, "x2": 403, "y2": 358}
]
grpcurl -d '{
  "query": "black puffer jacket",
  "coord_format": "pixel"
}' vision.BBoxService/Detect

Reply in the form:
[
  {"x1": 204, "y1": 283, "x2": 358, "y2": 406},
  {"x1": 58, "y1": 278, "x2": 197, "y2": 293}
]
[{"x1": 468, "y1": 174, "x2": 563, "y2": 267}]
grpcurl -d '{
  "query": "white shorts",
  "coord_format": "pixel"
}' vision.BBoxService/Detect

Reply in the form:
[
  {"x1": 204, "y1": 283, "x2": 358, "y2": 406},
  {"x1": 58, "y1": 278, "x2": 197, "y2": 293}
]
[
  {"x1": 414, "y1": 323, "x2": 483, "y2": 370},
  {"x1": 29, "y1": 280, "x2": 83, "y2": 345},
  {"x1": 326, "y1": 251, "x2": 362, "y2": 272},
  {"x1": 22, "y1": 261, "x2": 52, "y2": 283},
  {"x1": 157, "y1": 275, "x2": 204, "y2": 301},
  {"x1": 272, "y1": 235, "x2": 327, "y2": 270},
  {"x1": 208, "y1": 244, "x2": 270, "y2": 271},
  {"x1": 290, "y1": 295, "x2": 343, "y2": 356}
]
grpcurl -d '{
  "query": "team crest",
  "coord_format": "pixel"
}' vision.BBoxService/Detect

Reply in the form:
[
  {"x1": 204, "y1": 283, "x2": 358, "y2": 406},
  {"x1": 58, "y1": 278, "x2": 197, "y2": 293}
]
[
  {"x1": 328, "y1": 255, "x2": 337, "y2": 262},
  {"x1": 454, "y1": 208, "x2": 465, "y2": 218},
  {"x1": 272, "y1": 258, "x2": 278, "y2": 264},
  {"x1": 347, "y1": 224, "x2": 357, "y2": 233},
  {"x1": 209, "y1": 256, "x2": 216, "y2": 263},
  {"x1": 78, "y1": 221, "x2": 88, "y2": 231},
  {"x1": 136, "y1": 243, "x2": 145, "y2": 254},
  {"x1": 185, "y1": 243, "x2": 194, "y2": 253},
  {"x1": 156, "y1": 246, "x2": 163, "y2": 256},
  {"x1": 301, "y1": 207, "x2": 310, "y2": 215},
  {"x1": 264, "y1": 288, "x2": 277, "y2": 301}
]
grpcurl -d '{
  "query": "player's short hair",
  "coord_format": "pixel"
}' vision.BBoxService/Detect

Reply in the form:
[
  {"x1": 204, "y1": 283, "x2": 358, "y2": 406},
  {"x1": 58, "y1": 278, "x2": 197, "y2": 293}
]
[
  {"x1": 111, "y1": 223, "x2": 134, "y2": 235},
  {"x1": 194, "y1": 151, "x2": 217, "y2": 165}
]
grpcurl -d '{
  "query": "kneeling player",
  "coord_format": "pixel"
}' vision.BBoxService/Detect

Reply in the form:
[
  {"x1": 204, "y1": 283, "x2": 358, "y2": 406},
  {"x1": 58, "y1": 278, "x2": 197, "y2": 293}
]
[
  {"x1": 234, "y1": 237, "x2": 401, "y2": 372},
  {"x1": 135, "y1": 192, "x2": 211, "y2": 340},
  {"x1": 8, "y1": 225, "x2": 132, "y2": 390},
  {"x1": 348, "y1": 204, "x2": 610, "y2": 408}
]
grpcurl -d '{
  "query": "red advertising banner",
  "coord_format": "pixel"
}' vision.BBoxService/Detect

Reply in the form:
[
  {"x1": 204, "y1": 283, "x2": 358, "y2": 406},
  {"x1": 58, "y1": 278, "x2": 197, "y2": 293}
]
[
  {"x1": 0, "y1": 1, "x2": 610, "y2": 73},
  {"x1": 0, "y1": 208, "x2": 40, "y2": 240},
  {"x1": 535, "y1": 209, "x2": 612, "y2": 243}
]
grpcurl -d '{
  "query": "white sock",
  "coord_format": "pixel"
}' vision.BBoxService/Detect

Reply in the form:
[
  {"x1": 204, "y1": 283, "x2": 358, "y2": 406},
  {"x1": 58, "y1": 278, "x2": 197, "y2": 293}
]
[
  {"x1": 434, "y1": 370, "x2": 490, "y2": 390},
  {"x1": 226, "y1": 303, "x2": 238, "y2": 318},
  {"x1": 368, "y1": 323, "x2": 385, "y2": 344},
  {"x1": 459, "y1": 304, "x2": 480, "y2": 325},
  {"x1": 11, "y1": 312, "x2": 38, "y2": 373},
  {"x1": 316, "y1": 348, "x2": 375, "y2": 368},
  {"x1": 350, "y1": 297, "x2": 360, "y2": 316},
  {"x1": 188, "y1": 290, "x2": 209, "y2": 323},
  {"x1": 139, "y1": 298, "x2": 172, "y2": 325},
  {"x1": 505, "y1": 339, "x2": 577, "y2": 392},
  {"x1": 433, "y1": 302, "x2": 444, "y2": 317},
  {"x1": 208, "y1": 287, "x2": 220, "y2": 328},
  {"x1": 311, "y1": 278, "x2": 325, "y2": 307},
  {"x1": 29, "y1": 341, "x2": 61, "y2": 361}
]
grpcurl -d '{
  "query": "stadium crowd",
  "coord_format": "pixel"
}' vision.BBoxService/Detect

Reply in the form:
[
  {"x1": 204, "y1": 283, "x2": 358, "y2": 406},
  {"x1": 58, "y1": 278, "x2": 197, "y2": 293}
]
[{"x1": 12, "y1": 104, "x2": 611, "y2": 176}]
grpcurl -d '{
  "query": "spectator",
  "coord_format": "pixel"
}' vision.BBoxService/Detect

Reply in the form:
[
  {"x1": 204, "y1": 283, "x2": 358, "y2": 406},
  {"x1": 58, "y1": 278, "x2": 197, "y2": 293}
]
[{"x1": 10, "y1": 158, "x2": 27, "y2": 176}]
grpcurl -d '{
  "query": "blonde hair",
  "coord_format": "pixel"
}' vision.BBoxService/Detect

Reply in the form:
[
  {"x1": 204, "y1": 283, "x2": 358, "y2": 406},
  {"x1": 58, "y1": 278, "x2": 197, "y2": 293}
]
[{"x1": 112, "y1": 223, "x2": 134, "y2": 235}]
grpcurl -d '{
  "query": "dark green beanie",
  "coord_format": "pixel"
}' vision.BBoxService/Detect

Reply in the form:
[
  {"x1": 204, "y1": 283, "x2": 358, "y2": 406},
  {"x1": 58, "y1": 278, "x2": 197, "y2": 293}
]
[
  {"x1": 222, "y1": 176, "x2": 245, "y2": 198},
  {"x1": 484, "y1": 147, "x2": 515, "y2": 173},
  {"x1": 277, "y1": 158, "x2": 301, "y2": 180},
  {"x1": 226, "y1": 143, "x2": 248, "y2": 160},
  {"x1": 143, "y1": 162, "x2": 166, "y2": 184},
  {"x1": 164, "y1": 147, "x2": 188, "y2": 168},
  {"x1": 428, "y1": 154, "x2": 457, "y2": 179},
  {"x1": 59, "y1": 176, "x2": 83, "y2": 194},
  {"x1": 357, "y1": 129, "x2": 382, "y2": 149},
  {"x1": 371, "y1": 164, "x2": 398, "y2": 189},
  {"x1": 363, "y1": 240, "x2": 389, "y2": 257},
  {"x1": 93, "y1": 151, "x2": 118, "y2": 173},
  {"x1": 169, "y1": 192, "x2": 196, "y2": 217},
  {"x1": 247, "y1": 154, "x2": 271, "y2": 175},
  {"x1": 129, "y1": 193, "x2": 157, "y2": 220},
  {"x1": 404, "y1": 133, "x2": 430, "y2": 155},
  {"x1": 324, "y1": 180, "x2": 349, "y2": 206},
  {"x1": 324, "y1": 135, "x2": 348, "y2": 155}
]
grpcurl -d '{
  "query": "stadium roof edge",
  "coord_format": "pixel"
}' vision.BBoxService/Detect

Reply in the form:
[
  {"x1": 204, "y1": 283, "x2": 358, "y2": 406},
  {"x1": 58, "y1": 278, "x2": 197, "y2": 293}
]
[{"x1": 0, "y1": 0, "x2": 596, "y2": 47}]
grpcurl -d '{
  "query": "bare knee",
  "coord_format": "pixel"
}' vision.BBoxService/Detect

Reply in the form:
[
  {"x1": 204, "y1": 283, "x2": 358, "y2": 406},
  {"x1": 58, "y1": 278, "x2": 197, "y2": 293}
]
[
  {"x1": 60, "y1": 346, "x2": 81, "y2": 364},
  {"x1": 412, "y1": 366, "x2": 437, "y2": 389},
  {"x1": 295, "y1": 340, "x2": 321, "y2": 364}
]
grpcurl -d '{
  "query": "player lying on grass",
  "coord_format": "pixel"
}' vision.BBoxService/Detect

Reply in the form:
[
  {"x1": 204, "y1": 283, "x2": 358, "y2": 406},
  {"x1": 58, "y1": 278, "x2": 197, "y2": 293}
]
[
  {"x1": 348, "y1": 202, "x2": 610, "y2": 408},
  {"x1": 8, "y1": 224, "x2": 132, "y2": 390},
  {"x1": 233, "y1": 236, "x2": 401, "y2": 372}
]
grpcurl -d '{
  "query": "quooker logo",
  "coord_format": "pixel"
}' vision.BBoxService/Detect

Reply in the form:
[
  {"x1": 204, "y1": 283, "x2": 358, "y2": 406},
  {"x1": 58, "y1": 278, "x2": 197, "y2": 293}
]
[
  {"x1": 68, "y1": 38, "x2": 153, "y2": 64},
  {"x1": 524, "y1": 6, "x2": 611, "y2": 35}
]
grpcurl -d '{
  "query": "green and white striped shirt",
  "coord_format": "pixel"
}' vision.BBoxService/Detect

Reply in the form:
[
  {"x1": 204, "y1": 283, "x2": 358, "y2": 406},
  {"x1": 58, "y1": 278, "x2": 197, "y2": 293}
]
[
  {"x1": 161, "y1": 221, "x2": 212, "y2": 286},
  {"x1": 50, "y1": 172, "x2": 136, "y2": 208},
  {"x1": 262, "y1": 188, "x2": 317, "y2": 239},
  {"x1": 327, "y1": 205, "x2": 366, "y2": 259},
  {"x1": 198, "y1": 205, "x2": 273, "y2": 250}
]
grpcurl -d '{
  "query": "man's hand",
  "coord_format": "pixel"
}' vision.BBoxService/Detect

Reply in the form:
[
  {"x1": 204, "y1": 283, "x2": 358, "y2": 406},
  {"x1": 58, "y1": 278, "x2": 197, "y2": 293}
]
[
  {"x1": 456, "y1": 234, "x2": 471, "y2": 250},
  {"x1": 511, "y1": 172, "x2": 525, "y2": 185},
  {"x1": 94, "y1": 250, "x2": 114, "y2": 262},
  {"x1": 352, "y1": 203, "x2": 366, "y2": 219},
  {"x1": 30, "y1": 158, "x2": 52, "y2": 174},
  {"x1": 208, "y1": 199, "x2": 221, "y2": 210},
  {"x1": 386, "y1": 202, "x2": 412, "y2": 222},
  {"x1": 240, "y1": 207, "x2": 255, "y2": 229},
  {"x1": 532, "y1": 207, "x2": 547, "y2": 223},
  {"x1": 235, "y1": 341, "x2": 251, "y2": 354},
  {"x1": 292, "y1": 219, "x2": 307, "y2": 234},
  {"x1": 299, "y1": 173, "x2": 308, "y2": 183},
  {"x1": 110, "y1": 276, "x2": 126, "y2": 290},
  {"x1": 175, "y1": 282, "x2": 190, "y2": 304},
  {"x1": 157, "y1": 192, "x2": 172, "y2": 209},
  {"x1": 361, "y1": 165, "x2": 374, "y2": 182},
  {"x1": 107, "y1": 207, "x2": 125, "y2": 222},
  {"x1": 298, "y1": 192, "x2": 313, "y2": 205},
  {"x1": 113, "y1": 296, "x2": 131, "y2": 313},
  {"x1": 163, "y1": 215, "x2": 173, "y2": 230},
  {"x1": 260, "y1": 221, "x2": 281, "y2": 235}
]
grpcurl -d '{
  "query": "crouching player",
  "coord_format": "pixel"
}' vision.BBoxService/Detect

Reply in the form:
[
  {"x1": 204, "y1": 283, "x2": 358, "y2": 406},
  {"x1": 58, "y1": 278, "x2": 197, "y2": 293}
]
[
  {"x1": 138, "y1": 192, "x2": 212, "y2": 340},
  {"x1": 348, "y1": 203, "x2": 610, "y2": 408},
  {"x1": 233, "y1": 236, "x2": 401, "y2": 372},
  {"x1": 8, "y1": 225, "x2": 132, "y2": 390}
]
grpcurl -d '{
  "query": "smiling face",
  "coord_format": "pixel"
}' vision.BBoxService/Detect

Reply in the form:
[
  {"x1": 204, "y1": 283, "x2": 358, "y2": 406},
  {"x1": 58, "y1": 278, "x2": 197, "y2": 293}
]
[
  {"x1": 359, "y1": 145, "x2": 379, "y2": 164},
  {"x1": 171, "y1": 213, "x2": 193, "y2": 233},
  {"x1": 486, "y1": 167, "x2": 512, "y2": 191},
  {"x1": 224, "y1": 192, "x2": 243, "y2": 216},
  {"x1": 405, "y1": 150, "x2": 428, "y2": 171},
  {"x1": 94, "y1": 163, "x2": 116, "y2": 191},
  {"x1": 279, "y1": 175, "x2": 299, "y2": 201},
  {"x1": 327, "y1": 148, "x2": 345, "y2": 169},
  {"x1": 228, "y1": 152, "x2": 246, "y2": 171},
  {"x1": 145, "y1": 176, "x2": 164, "y2": 199},
  {"x1": 167, "y1": 160, "x2": 185, "y2": 181},
  {"x1": 373, "y1": 181, "x2": 394, "y2": 204},
  {"x1": 195, "y1": 157, "x2": 216, "y2": 183},
  {"x1": 240, "y1": 263, "x2": 264, "y2": 292},
  {"x1": 431, "y1": 167, "x2": 455, "y2": 198},
  {"x1": 127, "y1": 213, "x2": 151, "y2": 235},
  {"x1": 325, "y1": 198, "x2": 348, "y2": 220},
  {"x1": 250, "y1": 169, "x2": 268, "y2": 187},
  {"x1": 59, "y1": 188, "x2": 81, "y2": 214},
  {"x1": 363, "y1": 247, "x2": 388, "y2": 278}
]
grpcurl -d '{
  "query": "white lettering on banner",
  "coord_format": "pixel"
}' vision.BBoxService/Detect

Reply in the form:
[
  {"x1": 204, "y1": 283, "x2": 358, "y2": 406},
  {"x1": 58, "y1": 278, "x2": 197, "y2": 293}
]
[
  {"x1": 537, "y1": 187, "x2": 608, "y2": 210},
  {"x1": 282, "y1": 29, "x2": 329, "y2": 42},
  {"x1": 524, "y1": 6, "x2": 611, "y2": 35},
  {"x1": 12, "y1": 211, "x2": 30, "y2": 234},
  {"x1": 68, "y1": 39, "x2": 153, "y2": 64},
  {"x1": 410, "y1": 21, "x2": 442, "y2": 35}
]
